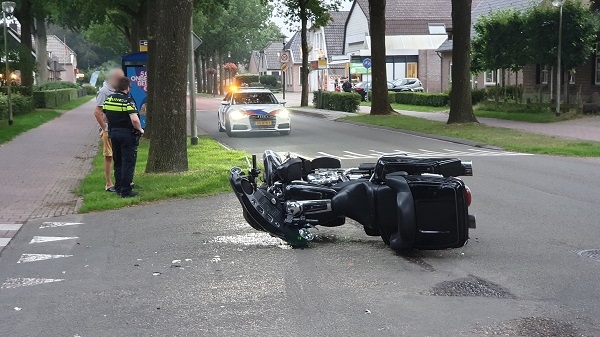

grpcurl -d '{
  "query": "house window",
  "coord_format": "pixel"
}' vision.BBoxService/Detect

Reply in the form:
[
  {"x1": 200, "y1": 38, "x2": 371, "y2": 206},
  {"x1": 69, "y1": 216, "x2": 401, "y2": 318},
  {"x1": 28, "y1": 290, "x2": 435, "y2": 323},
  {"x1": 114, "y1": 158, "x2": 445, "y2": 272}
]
[
  {"x1": 406, "y1": 62, "x2": 418, "y2": 78},
  {"x1": 428, "y1": 23, "x2": 446, "y2": 35},
  {"x1": 541, "y1": 66, "x2": 549, "y2": 85},
  {"x1": 485, "y1": 70, "x2": 497, "y2": 84}
]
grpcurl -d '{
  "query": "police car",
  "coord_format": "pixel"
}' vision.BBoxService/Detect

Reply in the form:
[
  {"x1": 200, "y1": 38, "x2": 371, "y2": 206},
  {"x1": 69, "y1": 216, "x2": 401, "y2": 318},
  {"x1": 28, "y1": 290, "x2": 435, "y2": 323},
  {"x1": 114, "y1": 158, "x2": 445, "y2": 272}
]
[{"x1": 218, "y1": 87, "x2": 291, "y2": 137}]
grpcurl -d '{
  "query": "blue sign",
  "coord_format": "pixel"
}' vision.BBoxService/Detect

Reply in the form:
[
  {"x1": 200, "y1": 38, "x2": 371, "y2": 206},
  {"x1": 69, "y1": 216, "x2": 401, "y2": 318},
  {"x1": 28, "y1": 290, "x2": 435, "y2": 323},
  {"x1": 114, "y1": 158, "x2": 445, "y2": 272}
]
[
  {"x1": 126, "y1": 67, "x2": 148, "y2": 128},
  {"x1": 362, "y1": 58, "x2": 372, "y2": 69}
]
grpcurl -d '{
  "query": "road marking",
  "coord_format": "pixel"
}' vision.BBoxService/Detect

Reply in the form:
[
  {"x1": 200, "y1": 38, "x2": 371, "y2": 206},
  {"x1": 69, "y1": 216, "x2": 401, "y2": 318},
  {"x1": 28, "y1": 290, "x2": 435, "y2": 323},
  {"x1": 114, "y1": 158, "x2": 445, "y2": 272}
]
[
  {"x1": 29, "y1": 236, "x2": 78, "y2": 244},
  {"x1": 39, "y1": 222, "x2": 83, "y2": 229},
  {"x1": 343, "y1": 151, "x2": 372, "y2": 158},
  {"x1": 317, "y1": 152, "x2": 344, "y2": 160},
  {"x1": 210, "y1": 233, "x2": 292, "y2": 249},
  {"x1": 0, "y1": 238, "x2": 10, "y2": 247},
  {"x1": 0, "y1": 224, "x2": 22, "y2": 231},
  {"x1": 1, "y1": 277, "x2": 64, "y2": 289},
  {"x1": 312, "y1": 148, "x2": 533, "y2": 159},
  {"x1": 17, "y1": 254, "x2": 73, "y2": 263}
]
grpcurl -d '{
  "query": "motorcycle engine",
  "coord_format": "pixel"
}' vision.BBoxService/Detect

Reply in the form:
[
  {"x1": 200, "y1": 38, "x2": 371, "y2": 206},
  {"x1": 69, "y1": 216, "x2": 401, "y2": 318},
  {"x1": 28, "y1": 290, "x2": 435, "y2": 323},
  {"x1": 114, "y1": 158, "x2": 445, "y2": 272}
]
[{"x1": 306, "y1": 170, "x2": 349, "y2": 186}]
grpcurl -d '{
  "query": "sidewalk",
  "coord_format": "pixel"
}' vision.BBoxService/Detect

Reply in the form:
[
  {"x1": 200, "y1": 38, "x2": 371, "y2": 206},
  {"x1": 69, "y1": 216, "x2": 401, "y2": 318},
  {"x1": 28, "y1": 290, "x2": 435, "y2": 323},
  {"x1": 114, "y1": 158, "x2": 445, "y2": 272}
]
[
  {"x1": 0, "y1": 99, "x2": 98, "y2": 254},
  {"x1": 291, "y1": 104, "x2": 600, "y2": 143}
]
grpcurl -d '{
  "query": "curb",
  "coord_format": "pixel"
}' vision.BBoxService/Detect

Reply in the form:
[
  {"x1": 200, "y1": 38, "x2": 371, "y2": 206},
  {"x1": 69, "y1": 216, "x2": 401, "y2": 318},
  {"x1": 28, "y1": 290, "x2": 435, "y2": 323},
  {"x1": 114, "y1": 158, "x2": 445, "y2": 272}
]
[{"x1": 290, "y1": 108, "x2": 503, "y2": 151}]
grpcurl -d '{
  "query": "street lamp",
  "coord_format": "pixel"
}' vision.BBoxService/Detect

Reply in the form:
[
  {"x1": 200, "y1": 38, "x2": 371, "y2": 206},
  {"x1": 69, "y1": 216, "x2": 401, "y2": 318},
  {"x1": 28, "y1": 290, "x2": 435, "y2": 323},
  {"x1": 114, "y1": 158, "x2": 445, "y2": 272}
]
[
  {"x1": 2, "y1": 1, "x2": 15, "y2": 126},
  {"x1": 553, "y1": 0, "x2": 564, "y2": 116}
]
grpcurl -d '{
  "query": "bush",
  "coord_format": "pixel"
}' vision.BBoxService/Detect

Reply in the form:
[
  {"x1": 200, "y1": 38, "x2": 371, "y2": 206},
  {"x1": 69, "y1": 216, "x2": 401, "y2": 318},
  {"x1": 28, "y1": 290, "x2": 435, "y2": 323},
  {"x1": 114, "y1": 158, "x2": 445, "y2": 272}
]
[
  {"x1": 33, "y1": 88, "x2": 78, "y2": 108},
  {"x1": 313, "y1": 91, "x2": 361, "y2": 113},
  {"x1": 248, "y1": 82, "x2": 262, "y2": 87},
  {"x1": 0, "y1": 86, "x2": 33, "y2": 96},
  {"x1": 486, "y1": 85, "x2": 523, "y2": 101},
  {"x1": 83, "y1": 84, "x2": 98, "y2": 96},
  {"x1": 394, "y1": 92, "x2": 449, "y2": 107},
  {"x1": 259, "y1": 74, "x2": 277, "y2": 86},
  {"x1": 235, "y1": 74, "x2": 259, "y2": 85},
  {"x1": 34, "y1": 81, "x2": 78, "y2": 91},
  {"x1": 471, "y1": 88, "x2": 488, "y2": 104},
  {"x1": 367, "y1": 91, "x2": 397, "y2": 103},
  {"x1": 0, "y1": 94, "x2": 35, "y2": 120}
]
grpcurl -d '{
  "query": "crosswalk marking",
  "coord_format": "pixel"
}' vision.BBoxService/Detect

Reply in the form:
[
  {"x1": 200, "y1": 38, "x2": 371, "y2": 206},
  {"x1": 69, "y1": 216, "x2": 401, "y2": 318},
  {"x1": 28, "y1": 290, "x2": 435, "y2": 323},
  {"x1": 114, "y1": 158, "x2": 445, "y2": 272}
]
[
  {"x1": 17, "y1": 254, "x2": 73, "y2": 264},
  {"x1": 29, "y1": 236, "x2": 79, "y2": 244},
  {"x1": 39, "y1": 222, "x2": 83, "y2": 229},
  {"x1": 309, "y1": 148, "x2": 532, "y2": 159},
  {"x1": 1, "y1": 277, "x2": 64, "y2": 289}
]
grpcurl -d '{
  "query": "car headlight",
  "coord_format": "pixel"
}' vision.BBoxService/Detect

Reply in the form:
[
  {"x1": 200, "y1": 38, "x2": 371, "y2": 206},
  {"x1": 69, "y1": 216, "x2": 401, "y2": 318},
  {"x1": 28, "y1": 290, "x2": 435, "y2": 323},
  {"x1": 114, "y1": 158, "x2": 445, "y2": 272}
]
[
  {"x1": 229, "y1": 110, "x2": 246, "y2": 121},
  {"x1": 277, "y1": 109, "x2": 289, "y2": 119}
]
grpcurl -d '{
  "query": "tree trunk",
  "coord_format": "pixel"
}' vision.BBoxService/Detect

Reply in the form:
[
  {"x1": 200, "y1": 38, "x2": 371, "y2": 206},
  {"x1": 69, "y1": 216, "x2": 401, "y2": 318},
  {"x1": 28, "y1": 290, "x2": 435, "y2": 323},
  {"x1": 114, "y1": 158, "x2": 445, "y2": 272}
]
[
  {"x1": 33, "y1": 16, "x2": 48, "y2": 85},
  {"x1": 14, "y1": 0, "x2": 34, "y2": 87},
  {"x1": 143, "y1": 0, "x2": 157, "y2": 139},
  {"x1": 201, "y1": 53, "x2": 207, "y2": 93},
  {"x1": 369, "y1": 0, "x2": 394, "y2": 115},
  {"x1": 145, "y1": 0, "x2": 191, "y2": 173},
  {"x1": 300, "y1": 1, "x2": 309, "y2": 106},
  {"x1": 212, "y1": 51, "x2": 218, "y2": 95},
  {"x1": 126, "y1": 0, "x2": 149, "y2": 52},
  {"x1": 195, "y1": 50, "x2": 202, "y2": 93},
  {"x1": 218, "y1": 51, "x2": 224, "y2": 95},
  {"x1": 448, "y1": 0, "x2": 478, "y2": 124}
]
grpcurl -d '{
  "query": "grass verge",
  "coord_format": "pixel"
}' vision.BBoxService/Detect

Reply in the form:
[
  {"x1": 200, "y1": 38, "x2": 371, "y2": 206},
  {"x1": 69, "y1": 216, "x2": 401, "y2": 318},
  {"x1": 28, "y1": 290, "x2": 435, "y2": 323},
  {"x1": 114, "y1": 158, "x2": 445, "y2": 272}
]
[
  {"x1": 344, "y1": 114, "x2": 600, "y2": 157},
  {"x1": 0, "y1": 110, "x2": 61, "y2": 144},
  {"x1": 77, "y1": 137, "x2": 247, "y2": 212},
  {"x1": 474, "y1": 106, "x2": 579, "y2": 123},
  {"x1": 360, "y1": 101, "x2": 447, "y2": 113},
  {"x1": 56, "y1": 95, "x2": 94, "y2": 110}
]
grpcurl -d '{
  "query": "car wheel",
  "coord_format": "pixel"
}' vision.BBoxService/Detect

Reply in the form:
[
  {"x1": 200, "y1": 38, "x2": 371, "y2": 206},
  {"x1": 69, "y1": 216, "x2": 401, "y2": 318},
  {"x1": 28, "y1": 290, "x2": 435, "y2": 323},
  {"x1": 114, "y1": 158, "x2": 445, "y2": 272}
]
[
  {"x1": 280, "y1": 130, "x2": 291, "y2": 136},
  {"x1": 225, "y1": 119, "x2": 235, "y2": 137}
]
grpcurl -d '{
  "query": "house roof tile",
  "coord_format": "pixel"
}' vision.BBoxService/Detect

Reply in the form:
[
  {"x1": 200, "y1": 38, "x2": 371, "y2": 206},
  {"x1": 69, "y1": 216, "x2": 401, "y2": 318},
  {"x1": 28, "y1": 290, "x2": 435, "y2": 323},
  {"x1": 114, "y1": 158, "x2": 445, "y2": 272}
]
[
  {"x1": 46, "y1": 35, "x2": 76, "y2": 64},
  {"x1": 323, "y1": 11, "x2": 350, "y2": 57}
]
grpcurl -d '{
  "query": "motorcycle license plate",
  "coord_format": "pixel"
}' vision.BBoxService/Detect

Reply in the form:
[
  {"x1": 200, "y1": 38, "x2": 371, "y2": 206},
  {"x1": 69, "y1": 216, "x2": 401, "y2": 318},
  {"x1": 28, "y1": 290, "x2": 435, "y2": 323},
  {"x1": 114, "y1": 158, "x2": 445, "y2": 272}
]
[{"x1": 256, "y1": 121, "x2": 273, "y2": 126}]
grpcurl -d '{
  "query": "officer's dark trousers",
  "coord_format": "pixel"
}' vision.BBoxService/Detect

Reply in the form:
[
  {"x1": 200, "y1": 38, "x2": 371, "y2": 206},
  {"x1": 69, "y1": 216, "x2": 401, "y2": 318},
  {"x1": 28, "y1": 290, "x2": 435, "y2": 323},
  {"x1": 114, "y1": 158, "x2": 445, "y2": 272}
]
[{"x1": 110, "y1": 128, "x2": 137, "y2": 195}]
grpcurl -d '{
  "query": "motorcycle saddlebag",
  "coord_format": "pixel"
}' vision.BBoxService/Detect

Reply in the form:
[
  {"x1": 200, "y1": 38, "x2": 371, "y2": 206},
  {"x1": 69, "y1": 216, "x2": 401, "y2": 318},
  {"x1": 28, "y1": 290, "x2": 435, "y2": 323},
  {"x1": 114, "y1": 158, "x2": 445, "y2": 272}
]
[{"x1": 405, "y1": 176, "x2": 470, "y2": 249}]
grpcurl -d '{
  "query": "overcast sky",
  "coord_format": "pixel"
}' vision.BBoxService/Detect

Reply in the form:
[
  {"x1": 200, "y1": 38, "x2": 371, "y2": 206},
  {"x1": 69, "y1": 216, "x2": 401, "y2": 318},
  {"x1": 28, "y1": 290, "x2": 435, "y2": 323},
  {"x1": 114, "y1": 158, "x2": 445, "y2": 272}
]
[{"x1": 271, "y1": 2, "x2": 354, "y2": 39}]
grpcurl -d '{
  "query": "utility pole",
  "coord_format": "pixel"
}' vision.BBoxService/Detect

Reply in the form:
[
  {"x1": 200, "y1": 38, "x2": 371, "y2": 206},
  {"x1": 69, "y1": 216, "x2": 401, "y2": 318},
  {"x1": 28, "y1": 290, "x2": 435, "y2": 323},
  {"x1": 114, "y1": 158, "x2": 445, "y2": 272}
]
[{"x1": 188, "y1": 15, "x2": 198, "y2": 145}]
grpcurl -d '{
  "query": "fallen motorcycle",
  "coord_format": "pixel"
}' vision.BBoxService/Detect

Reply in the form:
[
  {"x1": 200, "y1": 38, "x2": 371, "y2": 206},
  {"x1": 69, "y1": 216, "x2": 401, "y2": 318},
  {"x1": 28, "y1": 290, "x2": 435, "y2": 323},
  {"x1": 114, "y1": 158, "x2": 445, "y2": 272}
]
[{"x1": 229, "y1": 150, "x2": 476, "y2": 251}]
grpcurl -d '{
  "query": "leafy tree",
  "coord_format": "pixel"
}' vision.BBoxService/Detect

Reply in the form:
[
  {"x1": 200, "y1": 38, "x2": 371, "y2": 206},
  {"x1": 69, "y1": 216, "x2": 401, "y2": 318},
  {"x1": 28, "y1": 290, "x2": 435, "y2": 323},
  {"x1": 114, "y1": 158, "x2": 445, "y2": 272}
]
[
  {"x1": 368, "y1": 0, "x2": 393, "y2": 115},
  {"x1": 448, "y1": 0, "x2": 478, "y2": 124},
  {"x1": 272, "y1": 0, "x2": 343, "y2": 106},
  {"x1": 14, "y1": 0, "x2": 35, "y2": 87},
  {"x1": 145, "y1": 0, "x2": 193, "y2": 173}
]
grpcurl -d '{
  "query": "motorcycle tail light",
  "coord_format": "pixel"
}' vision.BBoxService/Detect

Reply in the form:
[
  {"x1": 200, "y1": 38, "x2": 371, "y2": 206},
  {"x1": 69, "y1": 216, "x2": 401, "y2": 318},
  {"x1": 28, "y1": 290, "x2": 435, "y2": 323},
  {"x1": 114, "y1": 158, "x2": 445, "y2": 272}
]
[{"x1": 465, "y1": 186, "x2": 472, "y2": 207}]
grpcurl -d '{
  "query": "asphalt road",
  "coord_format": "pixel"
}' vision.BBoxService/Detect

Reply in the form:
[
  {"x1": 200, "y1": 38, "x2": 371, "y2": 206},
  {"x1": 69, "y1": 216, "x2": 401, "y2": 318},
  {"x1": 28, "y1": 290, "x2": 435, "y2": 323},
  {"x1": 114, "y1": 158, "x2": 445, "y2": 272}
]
[{"x1": 0, "y1": 111, "x2": 599, "y2": 336}]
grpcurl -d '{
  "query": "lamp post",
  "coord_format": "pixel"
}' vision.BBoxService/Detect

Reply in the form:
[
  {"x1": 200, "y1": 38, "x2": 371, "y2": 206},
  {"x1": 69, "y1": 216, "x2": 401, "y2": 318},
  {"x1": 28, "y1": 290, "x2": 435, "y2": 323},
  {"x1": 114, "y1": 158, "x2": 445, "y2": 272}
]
[
  {"x1": 553, "y1": 0, "x2": 564, "y2": 116},
  {"x1": 2, "y1": 1, "x2": 15, "y2": 126},
  {"x1": 282, "y1": 36, "x2": 286, "y2": 100}
]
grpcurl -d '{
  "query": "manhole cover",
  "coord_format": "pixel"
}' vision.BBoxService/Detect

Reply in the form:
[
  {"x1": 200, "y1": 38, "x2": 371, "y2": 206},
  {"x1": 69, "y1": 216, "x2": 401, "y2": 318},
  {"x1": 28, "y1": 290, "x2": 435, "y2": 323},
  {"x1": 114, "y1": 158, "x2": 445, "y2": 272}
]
[
  {"x1": 577, "y1": 249, "x2": 600, "y2": 262},
  {"x1": 429, "y1": 275, "x2": 515, "y2": 299}
]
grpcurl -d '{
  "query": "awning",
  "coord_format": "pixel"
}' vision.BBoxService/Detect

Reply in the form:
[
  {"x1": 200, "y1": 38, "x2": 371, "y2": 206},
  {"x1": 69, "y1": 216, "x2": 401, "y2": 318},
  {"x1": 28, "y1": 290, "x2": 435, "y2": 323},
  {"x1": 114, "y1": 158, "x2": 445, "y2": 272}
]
[{"x1": 365, "y1": 35, "x2": 448, "y2": 52}]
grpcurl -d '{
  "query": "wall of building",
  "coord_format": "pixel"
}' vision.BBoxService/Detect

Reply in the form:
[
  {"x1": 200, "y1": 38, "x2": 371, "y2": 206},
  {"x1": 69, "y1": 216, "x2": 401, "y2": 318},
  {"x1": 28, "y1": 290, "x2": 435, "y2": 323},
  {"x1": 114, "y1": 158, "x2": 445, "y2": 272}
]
[
  {"x1": 418, "y1": 49, "x2": 442, "y2": 93},
  {"x1": 344, "y1": 7, "x2": 368, "y2": 54}
]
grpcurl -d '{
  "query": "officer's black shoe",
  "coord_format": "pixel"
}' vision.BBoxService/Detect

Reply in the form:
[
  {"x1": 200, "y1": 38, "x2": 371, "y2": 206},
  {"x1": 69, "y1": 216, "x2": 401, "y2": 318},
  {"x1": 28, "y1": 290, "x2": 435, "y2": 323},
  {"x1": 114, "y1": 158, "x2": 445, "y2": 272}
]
[{"x1": 121, "y1": 191, "x2": 139, "y2": 198}]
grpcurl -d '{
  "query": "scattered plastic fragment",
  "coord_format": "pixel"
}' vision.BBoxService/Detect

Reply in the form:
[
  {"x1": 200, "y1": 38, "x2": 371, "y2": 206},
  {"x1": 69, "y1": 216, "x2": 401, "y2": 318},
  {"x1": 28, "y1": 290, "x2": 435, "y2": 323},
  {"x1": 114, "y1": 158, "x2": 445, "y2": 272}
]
[
  {"x1": 211, "y1": 256, "x2": 221, "y2": 263},
  {"x1": 152, "y1": 272, "x2": 161, "y2": 276},
  {"x1": 172, "y1": 259, "x2": 181, "y2": 264},
  {"x1": 14, "y1": 307, "x2": 22, "y2": 311},
  {"x1": 365, "y1": 309, "x2": 371, "y2": 314},
  {"x1": 185, "y1": 259, "x2": 192, "y2": 262}
]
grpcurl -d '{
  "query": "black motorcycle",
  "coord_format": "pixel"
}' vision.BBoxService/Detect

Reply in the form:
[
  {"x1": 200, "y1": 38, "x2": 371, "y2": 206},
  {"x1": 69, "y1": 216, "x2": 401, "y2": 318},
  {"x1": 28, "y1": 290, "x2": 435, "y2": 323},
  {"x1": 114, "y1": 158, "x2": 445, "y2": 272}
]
[{"x1": 229, "y1": 150, "x2": 476, "y2": 251}]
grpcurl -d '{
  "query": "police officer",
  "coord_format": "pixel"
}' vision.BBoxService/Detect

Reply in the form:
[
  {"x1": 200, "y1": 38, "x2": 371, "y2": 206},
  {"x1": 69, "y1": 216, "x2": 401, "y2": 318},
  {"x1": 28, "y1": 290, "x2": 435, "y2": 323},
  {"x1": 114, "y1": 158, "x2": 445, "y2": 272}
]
[{"x1": 103, "y1": 77, "x2": 144, "y2": 198}]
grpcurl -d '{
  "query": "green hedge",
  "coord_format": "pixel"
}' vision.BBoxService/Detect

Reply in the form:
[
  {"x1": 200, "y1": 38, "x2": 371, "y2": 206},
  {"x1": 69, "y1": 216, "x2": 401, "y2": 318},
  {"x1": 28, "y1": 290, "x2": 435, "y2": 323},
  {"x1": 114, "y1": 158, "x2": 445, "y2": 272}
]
[
  {"x1": 33, "y1": 88, "x2": 78, "y2": 108},
  {"x1": 235, "y1": 74, "x2": 259, "y2": 85},
  {"x1": 0, "y1": 94, "x2": 35, "y2": 120},
  {"x1": 313, "y1": 91, "x2": 361, "y2": 113},
  {"x1": 260, "y1": 74, "x2": 277, "y2": 86},
  {"x1": 486, "y1": 85, "x2": 523, "y2": 101},
  {"x1": 0, "y1": 86, "x2": 33, "y2": 96},
  {"x1": 83, "y1": 85, "x2": 98, "y2": 96},
  {"x1": 393, "y1": 92, "x2": 449, "y2": 107},
  {"x1": 34, "y1": 81, "x2": 78, "y2": 91}
]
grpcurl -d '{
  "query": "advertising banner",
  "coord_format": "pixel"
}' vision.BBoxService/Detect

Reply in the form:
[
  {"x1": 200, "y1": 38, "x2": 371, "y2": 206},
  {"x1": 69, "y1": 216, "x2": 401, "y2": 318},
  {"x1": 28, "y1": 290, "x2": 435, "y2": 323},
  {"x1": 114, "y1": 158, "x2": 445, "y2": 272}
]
[
  {"x1": 349, "y1": 62, "x2": 370, "y2": 75},
  {"x1": 126, "y1": 67, "x2": 148, "y2": 128}
]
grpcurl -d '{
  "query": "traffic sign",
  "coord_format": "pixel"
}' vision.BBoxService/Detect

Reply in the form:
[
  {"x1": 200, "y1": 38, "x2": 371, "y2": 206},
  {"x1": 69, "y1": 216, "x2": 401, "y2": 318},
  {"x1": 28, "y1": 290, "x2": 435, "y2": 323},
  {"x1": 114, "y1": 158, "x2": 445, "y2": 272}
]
[
  {"x1": 281, "y1": 63, "x2": 288, "y2": 72},
  {"x1": 362, "y1": 58, "x2": 372, "y2": 69},
  {"x1": 280, "y1": 52, "x2": 289, "y2": 63},
  {"x1": 139, "y1": 40, "x2": 148, "y2": 52},
  {"x1": 192, "y1": 33, "x2": 203, "y2": 50}
]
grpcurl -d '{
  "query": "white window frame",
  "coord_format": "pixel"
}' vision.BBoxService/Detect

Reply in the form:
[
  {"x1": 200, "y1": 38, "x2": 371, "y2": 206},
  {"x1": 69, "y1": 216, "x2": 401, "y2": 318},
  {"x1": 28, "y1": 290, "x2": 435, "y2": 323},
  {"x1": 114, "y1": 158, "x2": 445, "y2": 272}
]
[
  {"x1": 428, "y1": 23, "x2": 446, "y2": 35},
  {"x1": 484, "y1": 70, "x2": 498, "y2": 85},
  {"x1": 541, "y1": 65, "x2": 549, "y2": 85}
]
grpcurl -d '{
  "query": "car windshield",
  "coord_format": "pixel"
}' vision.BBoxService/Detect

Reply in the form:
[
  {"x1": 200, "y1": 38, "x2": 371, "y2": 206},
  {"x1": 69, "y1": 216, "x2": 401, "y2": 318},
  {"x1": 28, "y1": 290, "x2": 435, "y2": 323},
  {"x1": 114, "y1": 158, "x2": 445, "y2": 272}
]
[
  {"x1": 394, "y1": 79, "x2": 408, "y2": 86},
  {"x1": 233, "y1": 92, "x2": 277, "y2": 105}
]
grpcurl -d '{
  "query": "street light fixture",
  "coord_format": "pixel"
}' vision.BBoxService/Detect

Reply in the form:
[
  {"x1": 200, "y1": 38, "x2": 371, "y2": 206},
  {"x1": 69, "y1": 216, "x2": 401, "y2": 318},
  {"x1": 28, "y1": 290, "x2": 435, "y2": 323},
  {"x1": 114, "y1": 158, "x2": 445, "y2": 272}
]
[
  {"x1": 552, "y1": 0, "x2": 564, "y2": 116},
  {"x1": 2, "y1": 1, "x2": 15, "y2": 126}
]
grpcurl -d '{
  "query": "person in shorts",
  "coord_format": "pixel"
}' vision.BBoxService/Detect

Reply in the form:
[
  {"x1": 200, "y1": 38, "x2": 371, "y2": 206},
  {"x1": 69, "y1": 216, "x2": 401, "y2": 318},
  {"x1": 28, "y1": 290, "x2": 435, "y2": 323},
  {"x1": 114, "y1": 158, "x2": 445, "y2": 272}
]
[{"x1": 94, "y1": 68, "x2": 124, "y2": 192}]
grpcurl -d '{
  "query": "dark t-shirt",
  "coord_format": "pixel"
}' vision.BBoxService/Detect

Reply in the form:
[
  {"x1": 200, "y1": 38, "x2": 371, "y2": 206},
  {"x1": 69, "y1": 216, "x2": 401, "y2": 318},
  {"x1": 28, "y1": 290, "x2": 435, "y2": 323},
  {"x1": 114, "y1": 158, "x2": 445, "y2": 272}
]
[{"x1": 102, "y1": 92, "x2": 138, "y2": 130}]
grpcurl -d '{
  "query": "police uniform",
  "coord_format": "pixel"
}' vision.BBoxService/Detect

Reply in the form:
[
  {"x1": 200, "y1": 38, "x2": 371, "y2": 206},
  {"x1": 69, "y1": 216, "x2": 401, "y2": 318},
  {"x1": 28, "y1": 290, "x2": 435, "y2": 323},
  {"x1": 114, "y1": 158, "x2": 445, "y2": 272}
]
[{"x1": 103, "y1": 91, "x2": 139, "y2": 197}]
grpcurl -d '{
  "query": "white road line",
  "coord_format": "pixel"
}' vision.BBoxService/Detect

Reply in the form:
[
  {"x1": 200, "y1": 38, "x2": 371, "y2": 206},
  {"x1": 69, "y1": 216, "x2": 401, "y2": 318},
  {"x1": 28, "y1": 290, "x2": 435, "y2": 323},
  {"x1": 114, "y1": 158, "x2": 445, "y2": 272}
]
[
  {"x1": 17, "y1": 254, "x2": 73, "y2": 264},
  {"x1": 343, "y1": 151, "x2": 373, "y2": 158},
  {"x1": 1, "y1": 277, "x2": 64, "y2": 289},
  {"x1": 369, "y1": 150, "x2": 388, "y2": 155},
  {"x1": 317, "y1": 152, "x2": 344, "y2": 159},
  {"x1": 0, "y1": 224, "x2": 22, "y2": 231},
  {"x1": 29, "y1": 236, "x2": 79, "y2": 244},
  {"x1": 0, "y1": 238, "x2": 10, "y2": 247},
  {"x1": 39, "y1": 222, "x2": 83, "y2": 229}
]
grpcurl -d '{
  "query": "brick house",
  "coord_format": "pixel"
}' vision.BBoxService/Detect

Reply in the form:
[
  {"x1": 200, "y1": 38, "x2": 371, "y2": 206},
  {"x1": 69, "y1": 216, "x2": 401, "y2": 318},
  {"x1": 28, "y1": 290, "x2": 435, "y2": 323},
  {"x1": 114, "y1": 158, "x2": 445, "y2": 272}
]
[
  {"x1": 438, "y1": 0, "x2": 599, "y2": 103},
  {"x1": 343, "y1": 0, "x2": 452, "y2": 92}
]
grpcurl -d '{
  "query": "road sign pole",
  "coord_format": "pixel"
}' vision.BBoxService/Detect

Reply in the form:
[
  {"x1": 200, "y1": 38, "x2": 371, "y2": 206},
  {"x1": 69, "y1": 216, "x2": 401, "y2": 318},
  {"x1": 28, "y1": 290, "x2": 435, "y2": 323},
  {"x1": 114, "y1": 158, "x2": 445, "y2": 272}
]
[
  {"x1": 283, "y1": 71, "x2": 286, "y2": 100},
  {"x1": 189, "y1": 15, "x2": 198, "y2": 146}
]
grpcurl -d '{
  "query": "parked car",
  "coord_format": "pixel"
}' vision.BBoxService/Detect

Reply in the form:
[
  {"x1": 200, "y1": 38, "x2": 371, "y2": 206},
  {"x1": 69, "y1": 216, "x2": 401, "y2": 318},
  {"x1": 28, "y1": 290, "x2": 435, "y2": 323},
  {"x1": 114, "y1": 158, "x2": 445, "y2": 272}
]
[
  {"x1": 390, "y1": 78, "x2": 424, "y2": 92},
  {"x1": 353, "y1": 81, "x2": 396, "y2": 101},
  {"x1": 218, "y1": 87, "x2": 291, "y2": 137}
]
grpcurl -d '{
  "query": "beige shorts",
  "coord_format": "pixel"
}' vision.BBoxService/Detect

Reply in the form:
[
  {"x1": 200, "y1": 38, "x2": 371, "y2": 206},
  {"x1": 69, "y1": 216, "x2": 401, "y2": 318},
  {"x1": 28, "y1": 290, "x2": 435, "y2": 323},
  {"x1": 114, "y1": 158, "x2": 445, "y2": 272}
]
[{"x1": 100, "y1": 130, "x2": 113, "y2": 157}]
